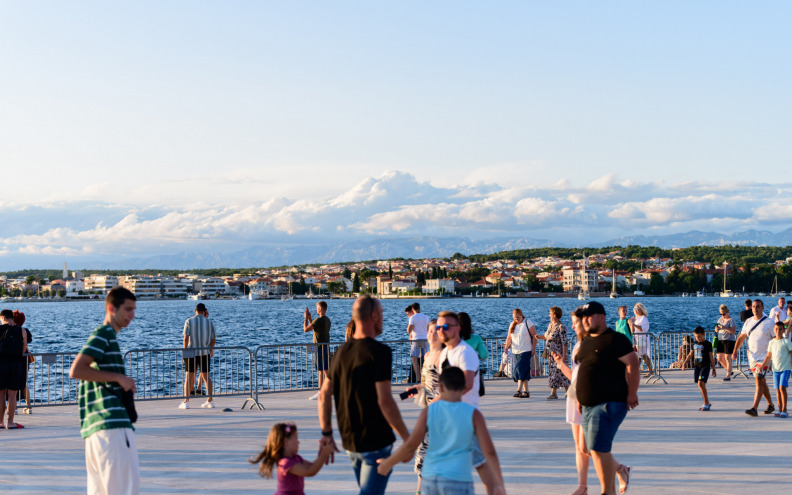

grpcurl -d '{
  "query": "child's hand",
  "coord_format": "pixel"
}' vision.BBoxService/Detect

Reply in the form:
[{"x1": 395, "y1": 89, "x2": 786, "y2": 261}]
[{"x1": 376, "y1": 458, "x2": 392, "y2": 476}]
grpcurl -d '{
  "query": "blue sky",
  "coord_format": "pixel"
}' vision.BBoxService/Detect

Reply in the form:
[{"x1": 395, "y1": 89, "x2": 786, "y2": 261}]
[{"x1": 1, "y1": 2, "x2": 791, "y2": 269}]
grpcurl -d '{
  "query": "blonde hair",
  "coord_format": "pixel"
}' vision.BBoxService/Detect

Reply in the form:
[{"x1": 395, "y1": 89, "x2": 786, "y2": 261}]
[
  {"x1": 249, "y1": 423, "x2": 297, "y2": 478},
  {"x1": 719, "y1": 304, "x2": 729, "y2": 314},
  {"x1": 633, "y1": 302, "x2": 648, "y2": 317}
]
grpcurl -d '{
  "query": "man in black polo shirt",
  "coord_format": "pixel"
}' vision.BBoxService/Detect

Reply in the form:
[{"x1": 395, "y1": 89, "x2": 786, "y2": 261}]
[
  {"x1": 318, "y1": 295, "x2": 409, "y2": 495},
  {"x1": 577, "y1": 301, "x2": 640, "y2": 495},
  {"x1": 739, "y1": 298, "x2": 753, "y2": 324}
]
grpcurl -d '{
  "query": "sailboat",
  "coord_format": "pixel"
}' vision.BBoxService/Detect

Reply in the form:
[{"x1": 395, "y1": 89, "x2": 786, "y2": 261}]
[
  {"x1": 281, "y1": 281, "x2": 294, "y2": 302},
  {"x1": 720, "y1": 262, "x2": 734, "y2": 297},
  {"x1": 609, "y1": 268, "x2": 618, "y2": 298},
  {"x1": 771, "y1": 275, "x2": 780, "y2": 297},
  {"x1": 578, "y1": 254, "x2": 590, "y2": 300}
]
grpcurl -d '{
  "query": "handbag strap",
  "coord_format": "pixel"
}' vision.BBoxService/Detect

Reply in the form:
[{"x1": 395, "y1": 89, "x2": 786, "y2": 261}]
[{"x1": 747, "y1": 316, "x2": 767, "y2": 337}]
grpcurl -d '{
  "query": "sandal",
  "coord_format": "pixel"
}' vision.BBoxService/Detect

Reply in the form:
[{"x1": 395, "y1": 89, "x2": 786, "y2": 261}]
[
  {"x1": 521, "y1": 391, "x2": 530, "y2": 398},
  {"x1": 513, "y1": 392, "x2": 522, "y2": 398},
  {"x1": 546, "y1": 393, "x2": 558, "y2": 400},
  {"x1": 617, "y1": 464, "x2": 630, "y2": 494},
  {"x1": 699, "y1": 404, "x2": 711, "y2": 411}
]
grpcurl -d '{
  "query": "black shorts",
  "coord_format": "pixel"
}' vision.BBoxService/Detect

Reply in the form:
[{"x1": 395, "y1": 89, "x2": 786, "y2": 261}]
[
  {"x1": 315, "y1": 344, "x2": 330, "y2": 371},
  {"x1": 694, "y1": 366, "x2": 711, "y2": 384},
  {"x1": 715, "y1": 339, "x2": 735, "y2": 354},
  {"x1": 0, "y1": 358, "x2": 26, "y2": 391},
  {"x1": 183, "y1": 354, "x2": 211, "y2": 373}
]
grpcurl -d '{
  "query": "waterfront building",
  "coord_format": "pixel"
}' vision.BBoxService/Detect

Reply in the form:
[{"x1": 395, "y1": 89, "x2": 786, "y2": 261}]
[
  {"x1": 160, "y1": 276, "x2": 191, "y2": 298},
  {"x1": 561, "y1": 265, "x2": 598, "y2": 293},
  {"x1": 422, "y1": 278, "x2": 456, "y2": 294},
  {"x1": 192, "y1": 277, "x2": 226, "y2": 296},
  {"x1": 119, "y1": 275, "x2": 161, "y2": 298},
  {"x1": 65, "y1": 279, "x2": 85, "y2": 297},
  {"x1": 84, "y1": 275, "x2": 119, "y2": 294}
]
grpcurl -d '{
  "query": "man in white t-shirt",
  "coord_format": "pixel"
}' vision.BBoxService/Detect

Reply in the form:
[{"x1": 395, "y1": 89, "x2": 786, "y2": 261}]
[
  {"x1": 769, "y1": 297, "x2": 787, "y2": 322},
  {"x1": 436, "y1": 310, "x2": 502, "y2": 494},
  {"x1": 733, "y1": 299, "x2": 776, "y2": 417},
  {"x1": 405, "y1": 303, "x2": 429, "y2": 383}
]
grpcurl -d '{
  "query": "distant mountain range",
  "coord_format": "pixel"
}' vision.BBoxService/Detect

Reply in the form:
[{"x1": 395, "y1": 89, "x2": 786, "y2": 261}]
[{"x1": 61, "y1": 228, "x2": 792, "y2": 270}]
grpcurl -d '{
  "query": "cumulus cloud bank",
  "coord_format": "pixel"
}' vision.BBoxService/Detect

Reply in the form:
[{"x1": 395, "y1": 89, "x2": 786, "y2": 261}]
[{"x1": 2, "y1": 170, "x2": 791, "y2": 264}]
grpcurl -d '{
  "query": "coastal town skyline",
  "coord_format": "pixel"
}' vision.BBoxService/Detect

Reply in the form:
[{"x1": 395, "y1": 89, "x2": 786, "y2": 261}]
[{"x1": 3, "y1": 2, "x2": 791, "y2": 270}]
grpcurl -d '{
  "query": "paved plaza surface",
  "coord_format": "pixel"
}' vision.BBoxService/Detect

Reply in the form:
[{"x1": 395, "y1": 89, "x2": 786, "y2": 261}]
[{"x1": 3, "y1": 372, "x2": 791, "y2": 494}]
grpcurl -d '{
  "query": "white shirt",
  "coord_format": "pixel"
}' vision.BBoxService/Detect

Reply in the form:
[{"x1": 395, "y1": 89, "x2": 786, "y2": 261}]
[
  {"x1": 409, "y1": 312, "x2": 430, "y2": 340},
  {"x1": 510, "y1": 318, "x2": 534, "y2": 354},
  {"x1": 741, "y1": 315, "x2": 775, "y2": 363},
  {"x1": 439, "y1": 340, "x2": 480, "y2": 409},
  {"x1": 633, "y1": 315, "x2": 649, "y2": 333},
  {"x1": 769, "y1": 305, "x2": 788, "y2": 322}
]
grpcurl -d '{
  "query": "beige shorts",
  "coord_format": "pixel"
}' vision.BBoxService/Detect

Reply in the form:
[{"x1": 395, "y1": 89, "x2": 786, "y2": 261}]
[{"x1": 85, "y1": 428, "x2": 140, "y2": 495}]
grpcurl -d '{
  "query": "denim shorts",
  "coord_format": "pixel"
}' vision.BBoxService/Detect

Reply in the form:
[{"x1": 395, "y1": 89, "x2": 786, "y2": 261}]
[
  {"x1": 694, "y1": 366, "x2": 710, "y2": 384},
  {"x1": 773, "y1": 370, "x2": 791, "y2": 389},
  {"x1": 582, "y1": 401, "x2": 628, "y2": 453},
  {"x1": 422, "y1": 476, "x2": 474, "y2": 495}
]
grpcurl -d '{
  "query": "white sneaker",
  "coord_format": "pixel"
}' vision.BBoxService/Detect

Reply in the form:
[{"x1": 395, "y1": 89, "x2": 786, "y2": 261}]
[
  {"x1": 201, "y1": 400, "x2": 215, "y2": 409},
  {"x1": 308, "y1": 392, "x2": 320, "y2": 400},
  {"x1": 179, "y1": 402, "x2": 190, "y2": 409}
]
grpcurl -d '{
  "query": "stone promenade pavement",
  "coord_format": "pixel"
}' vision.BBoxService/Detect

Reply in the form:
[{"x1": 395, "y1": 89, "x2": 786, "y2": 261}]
[{"x1": 2, "y1": 372, "x2": 790, "y2": 494}]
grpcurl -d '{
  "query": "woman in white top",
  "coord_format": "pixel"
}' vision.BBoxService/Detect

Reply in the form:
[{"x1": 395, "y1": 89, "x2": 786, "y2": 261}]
[
  {"x1": 628, "y1": 302, "x2": 654, "y2": 376},
  {"x1": 504, "y1": 308, "x2": 537, "y2": 398},
  {"x1": 552, "y1": 308, "x2": 629, "y2": 495}
]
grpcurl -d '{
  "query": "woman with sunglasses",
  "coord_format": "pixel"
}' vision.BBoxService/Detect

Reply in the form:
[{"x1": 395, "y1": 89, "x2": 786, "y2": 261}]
[
  {"x1": 715, "y1": 304, "x2": 736, "y2": 381},
  {"x1": 505, "y1": 309, "x2": 537, "y2": 398}
]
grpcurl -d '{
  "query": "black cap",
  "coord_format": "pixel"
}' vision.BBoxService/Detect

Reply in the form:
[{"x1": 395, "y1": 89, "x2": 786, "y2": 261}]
[
  {"x1": 196, "y1": 303, "x2": 207, "y2": 312},
  {"x1": 579, "y1": 301, "x2": 606, "y2": 317}
]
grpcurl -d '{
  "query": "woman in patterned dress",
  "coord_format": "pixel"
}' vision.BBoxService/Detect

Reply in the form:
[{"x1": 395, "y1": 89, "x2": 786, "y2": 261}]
[
  {"x1": 537, "y1": 306, "x2": 570, "y2": 400},
  {"x1": 410, "y1": 319, "x2": 443, "y2": 493}
]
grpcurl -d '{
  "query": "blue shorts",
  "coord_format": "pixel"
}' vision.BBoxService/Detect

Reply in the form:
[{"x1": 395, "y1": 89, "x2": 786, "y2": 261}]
[
  {"x1": 773, "y1": 370, "x2": 791, "y2": 389},
  {"x1": 315, "y1": 344, "x2": 330, "y2": 371},
  {"x1": 694, "y1": 367, "x2": 710, "y2": 384},
  {"x1": 582, "y1": 402, "x2": 628, "y2": 453},
  {"x1": 422, "y1": 476, "x2": 474, "y2": 495}
]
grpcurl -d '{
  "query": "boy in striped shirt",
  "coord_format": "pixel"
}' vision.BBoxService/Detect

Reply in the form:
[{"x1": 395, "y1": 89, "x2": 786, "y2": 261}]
[{"x1": 69, "y1": 286, "x2": 138, "y2": 495}]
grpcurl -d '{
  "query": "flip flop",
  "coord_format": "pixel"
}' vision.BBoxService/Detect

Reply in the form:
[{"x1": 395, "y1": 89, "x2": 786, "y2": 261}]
[
  {"x1": 618, "y1": 464, "x2": 630, "y2": 494},
  {"x1": 6, "y1": 424, "x2": 24, "y2": 429}
]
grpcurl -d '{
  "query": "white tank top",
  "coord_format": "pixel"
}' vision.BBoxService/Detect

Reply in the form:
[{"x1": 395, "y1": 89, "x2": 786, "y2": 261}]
[{"x1": 511, "y1": 319, "x2": 533, "y2": 353}]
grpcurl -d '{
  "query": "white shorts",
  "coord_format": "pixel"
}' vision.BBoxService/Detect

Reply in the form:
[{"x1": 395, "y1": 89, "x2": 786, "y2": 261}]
[{"x1": 85, "y1": 428, "x2": 140, "y2": 495}]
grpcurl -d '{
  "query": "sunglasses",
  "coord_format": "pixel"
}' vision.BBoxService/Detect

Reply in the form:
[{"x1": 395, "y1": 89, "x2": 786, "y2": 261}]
[{"x1": 435, "y1": 324, "x2": 451, "y2": 331}]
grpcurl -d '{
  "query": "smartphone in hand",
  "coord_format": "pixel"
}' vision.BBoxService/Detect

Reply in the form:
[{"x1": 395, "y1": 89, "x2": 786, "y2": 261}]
[{"x1": 399, "y1": 387, "x2": 419, "y2": 400}]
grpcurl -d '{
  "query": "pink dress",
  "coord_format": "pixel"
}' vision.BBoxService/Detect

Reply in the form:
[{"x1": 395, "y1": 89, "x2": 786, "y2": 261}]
[{"x1": 275, "y1": 455, "x2": 304, "y2": 495}]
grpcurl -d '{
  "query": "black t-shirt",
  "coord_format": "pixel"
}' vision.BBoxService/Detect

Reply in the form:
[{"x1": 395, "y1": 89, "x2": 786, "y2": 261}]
[
  {"x1": 328, "y1": 337, "x2": 395, "y2": 452},
  {"x1": 312, "y1": 316, "x2": 331, "y2": 344},
  {"x1": 693, "y1": 340, "x2": 713, "y2": 368},
  {"x1": 576, "y1": 328, "x2": 634, "y2": 407},
  {"x1": 739, "y1": 309, "x2": 752, "y2": 324}
]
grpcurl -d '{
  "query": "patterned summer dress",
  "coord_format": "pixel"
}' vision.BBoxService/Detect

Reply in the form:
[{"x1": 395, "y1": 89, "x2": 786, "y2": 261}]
[
  {"x1": 414, "y1": 360, "x2": 440, "y2": 474},
  {"x1": 545, "y1": 322, "x2": 571, "y2": 390}
]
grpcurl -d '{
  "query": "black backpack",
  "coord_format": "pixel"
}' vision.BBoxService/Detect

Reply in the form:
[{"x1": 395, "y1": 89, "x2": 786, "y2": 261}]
[{"x1": 0, "y1": 324, "x2": 24, "y2": 356}]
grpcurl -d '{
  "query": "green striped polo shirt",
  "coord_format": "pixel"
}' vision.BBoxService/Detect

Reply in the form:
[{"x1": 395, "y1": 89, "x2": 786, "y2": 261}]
[
  {"x1": 77, "y1": 324, "x2": 133, "y2": 439},
  {"x1": 183, "y1": 315, "x2": 216, "y2": 357}
]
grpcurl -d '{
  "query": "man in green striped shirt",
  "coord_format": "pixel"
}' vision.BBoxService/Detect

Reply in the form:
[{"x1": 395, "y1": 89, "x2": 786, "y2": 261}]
[{"x1": 69, "y1": 287, "x2": 139, "y2": 495}]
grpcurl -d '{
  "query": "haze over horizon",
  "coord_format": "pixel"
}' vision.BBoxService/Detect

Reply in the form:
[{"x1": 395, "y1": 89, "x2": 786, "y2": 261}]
[{"x1": 2, "y1": 2, "x2": 791, "y2": 270}]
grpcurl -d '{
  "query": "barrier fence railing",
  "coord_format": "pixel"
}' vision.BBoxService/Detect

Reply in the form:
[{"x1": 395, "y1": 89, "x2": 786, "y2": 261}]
[
  {"x1": 123, "y1": 346, "x2": 260, "y2": 409},
  {"x1": 25, "y1": 331, "x2": 755, "y2": 410},
  {"x1": 653, "y1": 331, "x2": 750, "y2": 380}
]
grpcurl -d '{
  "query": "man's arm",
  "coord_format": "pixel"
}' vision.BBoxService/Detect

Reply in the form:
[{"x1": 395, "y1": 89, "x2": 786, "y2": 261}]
[
  {"x1": 732, "y1": 334, "x2": 747, "y2": 360},
  {"x1": 462, "y1": 370, "x2": 476, "y2": 395},
  {"x1": 407, "y1": 323, "x2": 414, "y2": 338},
  {"x1": 69, "y1": 354, "x2": 136, "y2": 392},
  {"x1": 618, "y1": 351, "x2": 640, "y2": 409},
  {"x1": 317, "y1": 377, "x2": 338, "y2": 463},
  {"x1": 375, "y1": 380, "x2": 409, "y2": 441}
]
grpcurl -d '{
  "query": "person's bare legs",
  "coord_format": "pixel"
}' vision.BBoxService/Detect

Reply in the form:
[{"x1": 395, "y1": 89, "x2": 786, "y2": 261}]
[
  {"x1": 752, "y1": 375, "x2": 773, "y2": 409},
  {"x1": 572, "y1": 424, "x2": 589, "y2": 494},
  {"x1": 642, "y1": 354, "x2": 653, "y2": 374},
  {"x1": 184, "y1": 370, "x2": 195, "y2": 403},
  {"x1": 778, "y1": 385, "x2": 787, "y2": 412},
  {"x1": 5, "y1": 390, "x2": 18, "y2": 428},
  {"x1": 590, "y1": 450, "x2": 618, "y2": 495},
  {"x1": 759, "y1": 376, "x2": 773, "y2": 406},
  {"x1": 0, "y1": 389, "x2": 6, "y2": 427},
  {"x1": 200, "y1": 371, "x2": 213, "y2": 402},
  {"x1": 698, "y1": 381, "x2": 709, "y2": 405}
]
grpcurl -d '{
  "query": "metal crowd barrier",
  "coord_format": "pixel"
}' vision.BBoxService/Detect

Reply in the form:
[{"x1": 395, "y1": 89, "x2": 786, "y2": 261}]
[
  {"x1": 123, "y1": 346, "x2": 260, "y2": 409},
  {"x1": 653, "y1": 331, "x2": 750, "y2": 380},
  {"x1": 24, "y1": 352, "x2": 80, "y2": 409}
]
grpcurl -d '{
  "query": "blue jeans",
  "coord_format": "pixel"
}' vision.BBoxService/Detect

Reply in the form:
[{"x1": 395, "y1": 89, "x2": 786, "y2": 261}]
[
  {"x1": 422, "y1": 476, "x2": 475, "y2": 495},
  {"x1": 347, "y1": 444, "x2": 393, "y2": 495}
]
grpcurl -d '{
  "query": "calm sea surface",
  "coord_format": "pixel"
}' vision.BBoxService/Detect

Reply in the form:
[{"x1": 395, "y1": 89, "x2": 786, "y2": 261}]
[{"x1": 6, "y1": 296, "x2": 775, "y2": 355}]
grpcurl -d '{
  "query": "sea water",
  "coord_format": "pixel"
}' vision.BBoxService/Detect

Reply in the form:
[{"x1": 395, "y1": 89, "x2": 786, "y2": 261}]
[{"x1": 8, "y1": 296, "x2": 768, "y2": 354}]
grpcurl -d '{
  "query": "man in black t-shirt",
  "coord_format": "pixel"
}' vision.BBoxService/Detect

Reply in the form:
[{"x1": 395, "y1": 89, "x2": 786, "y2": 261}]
[
  {"x1": 682, "y1": 326, "x2": 717, "y2": 411},
  {"x1": 739, "y1": 299, "x2": 753, "y2": 324},
  {"x1": 577, "y1": 301, "x2": 639, "y2": 495},
  {"x1": 318, "y1": 295, "x2": 409, "y2": 495},
  {"x1": 304, "y1": 301, "x2": 331, "y2": 400}
]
